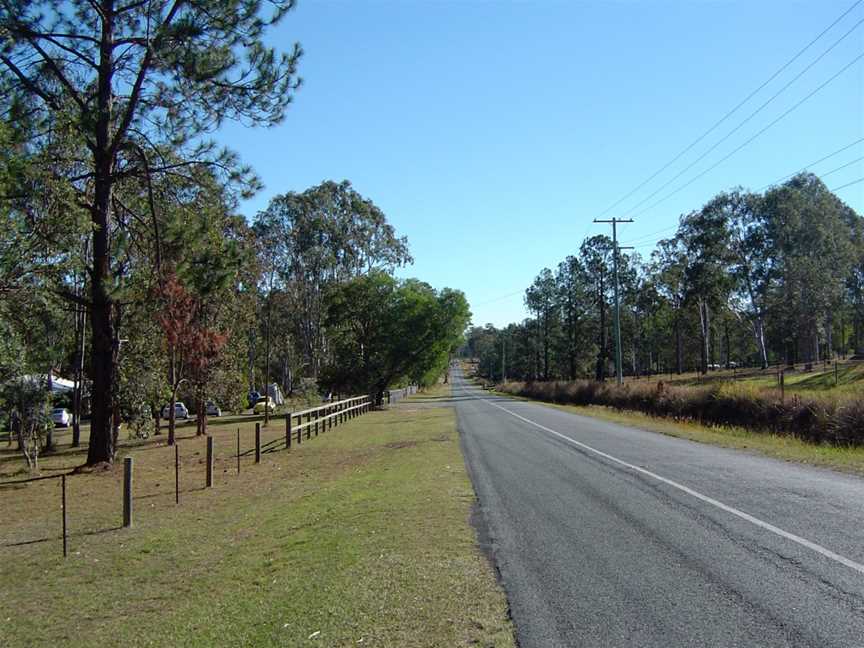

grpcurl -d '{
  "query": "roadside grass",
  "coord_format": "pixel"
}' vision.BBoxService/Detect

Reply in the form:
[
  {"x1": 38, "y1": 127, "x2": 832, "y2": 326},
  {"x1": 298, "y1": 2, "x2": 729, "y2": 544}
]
[
  {"x1": 0, "y1": 395, "x2": 514, "y2": 647},
  {"x1": 615, "y1": 360, "x2": 864, "y2": 399},
  {"x1": 492, "y1": 390, "x2": 864, "y2": 476}
]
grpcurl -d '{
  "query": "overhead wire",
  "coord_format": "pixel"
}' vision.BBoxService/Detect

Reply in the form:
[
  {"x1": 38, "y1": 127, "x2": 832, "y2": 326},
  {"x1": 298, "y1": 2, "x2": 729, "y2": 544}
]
[
  {"x1": 596, "y1": 0, "x2": 864, "y2": 219},
  {"x1": 622, "y1": 16, "x2": 864, "y2": 217},
  {"x1": 631, "y1": 49, "x2": 864, "y2": 218}
]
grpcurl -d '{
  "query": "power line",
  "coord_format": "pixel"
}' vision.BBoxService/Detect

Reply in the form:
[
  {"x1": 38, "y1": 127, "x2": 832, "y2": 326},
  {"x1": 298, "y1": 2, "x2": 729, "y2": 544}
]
[
  {"x1": 632, "y1": 49, "x2": 864, "y2": 218},
  {"x1": 596, "y1": 0, "x2": 864, "y2": 219},
  {"x1": 473, "y1": 289, "x2": 524, "y2": 306},
  {"x1": 621, "y1": 149, "x2": 864, "y2": 251},
  {"x1": 831, "y1": 176, "x2": 864, "y2": 192},
  {"x1": 757, "y1": 137, "x2": 864, "y2": 189},
  {"x1": 622, "y1": 16, "x2": 864, "y2": 217}
]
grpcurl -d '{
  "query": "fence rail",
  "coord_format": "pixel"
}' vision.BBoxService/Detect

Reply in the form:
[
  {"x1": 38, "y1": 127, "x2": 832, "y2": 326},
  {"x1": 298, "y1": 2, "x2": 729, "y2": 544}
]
[{"x1": 0, "y1": 389, "x2": 397, "y2": 557}]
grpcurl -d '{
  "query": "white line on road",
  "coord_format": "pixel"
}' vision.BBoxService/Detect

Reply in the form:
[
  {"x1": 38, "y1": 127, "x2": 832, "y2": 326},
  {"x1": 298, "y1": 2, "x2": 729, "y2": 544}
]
[{"x1": 466, "y1": 385, "x2": 864, "y2": 577}]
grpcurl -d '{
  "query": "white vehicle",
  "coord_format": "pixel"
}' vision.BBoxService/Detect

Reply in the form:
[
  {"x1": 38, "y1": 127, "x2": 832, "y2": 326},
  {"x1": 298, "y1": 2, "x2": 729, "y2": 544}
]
[
  {"x1": 161, "y1": 402, "x2": 189, "y2": 419},
  {"x1": 52, "y1": 407, "x2": 71, "y2": 427}
]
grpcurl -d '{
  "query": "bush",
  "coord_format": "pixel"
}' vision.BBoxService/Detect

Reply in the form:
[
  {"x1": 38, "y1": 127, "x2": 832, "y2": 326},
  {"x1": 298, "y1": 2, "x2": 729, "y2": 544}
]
[{"x1": 497, "y1": 379, "x2": 864, "y2": 447}]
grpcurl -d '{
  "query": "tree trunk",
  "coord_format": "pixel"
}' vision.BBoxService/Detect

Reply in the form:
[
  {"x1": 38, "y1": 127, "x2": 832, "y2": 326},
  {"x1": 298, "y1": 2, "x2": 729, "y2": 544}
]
[
  {"x1": 167, "y1": 346, "x2": 178, "y2": 446},
  {"x1": 698, "y1": 300, "x2": 710, "y2": 375},
  {"x1": 674, "y1": 315, "x2": 683, "y2": 374},
  {"x1": 86, "y1": 0, "x2": 117, "y2": 466},
  {"x1": 596, "y1": 281, "x2": 607, "y2": 382}
]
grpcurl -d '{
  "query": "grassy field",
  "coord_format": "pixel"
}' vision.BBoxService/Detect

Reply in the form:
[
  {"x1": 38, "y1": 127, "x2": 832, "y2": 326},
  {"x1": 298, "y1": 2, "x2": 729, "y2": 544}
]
[
  {"x1": 0, "y1": 388, "x2": 514, "y2": 647},
  {"x1": 616, "y1": 359, "x2": 864, "y2": 400}
]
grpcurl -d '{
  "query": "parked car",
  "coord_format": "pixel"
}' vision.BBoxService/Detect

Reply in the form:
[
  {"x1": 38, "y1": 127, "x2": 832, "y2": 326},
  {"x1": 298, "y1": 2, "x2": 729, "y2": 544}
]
[
  {"x1": 252, "y1": 396, "x2": 275, "y2": 414},
  {"x1": 52, "y1": 407, "x2": 71, "y2": 427},
  {"x1": 205, "y1": 400, "x2": 222, "y2": 417},
  {"x1": 728, "y1": 361, "x2": 739, "y2": 369},
  {"x1": 161, "y1": 402, "x2": 189, "y2": 419}
]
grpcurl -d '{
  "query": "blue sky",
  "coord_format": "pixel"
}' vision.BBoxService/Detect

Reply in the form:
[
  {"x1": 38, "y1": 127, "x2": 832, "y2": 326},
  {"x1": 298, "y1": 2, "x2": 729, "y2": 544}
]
[{"x1": 218, "y1": 0, "x2": 864, "y2": 328}]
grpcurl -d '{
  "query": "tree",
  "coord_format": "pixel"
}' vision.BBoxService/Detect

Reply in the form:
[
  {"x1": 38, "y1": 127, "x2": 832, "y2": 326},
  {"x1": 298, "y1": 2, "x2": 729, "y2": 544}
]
[
  {"x1": 580, "y1": 235, "x2": 615, "y2": 381},
  {"x1": 1, "y1": 0, "x2": 302, "y2": 464},
  {"x1": 323, "y1": 272, "x2": 469, "y2": 403},
  {"x1": 254, "y1": 180, "x2": 412, "y2": 382},
  {"x1": 525, "y1": 268, "x2": 557, "y2": 380}
]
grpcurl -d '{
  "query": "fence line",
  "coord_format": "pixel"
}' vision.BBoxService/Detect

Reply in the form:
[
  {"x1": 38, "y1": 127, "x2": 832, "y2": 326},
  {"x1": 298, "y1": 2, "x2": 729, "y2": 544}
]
[{"x1": 0, "y1": 388, "x2": 416, "y2": 558}]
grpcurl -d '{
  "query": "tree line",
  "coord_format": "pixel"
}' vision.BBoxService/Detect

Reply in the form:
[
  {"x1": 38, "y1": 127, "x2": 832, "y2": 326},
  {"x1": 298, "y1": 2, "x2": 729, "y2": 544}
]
[
  {"x1": 465, "y1": 174, "x2": 863, "y2": 382},
  {"x1": 0, "y1": 1, "x2": 469, "y2": 469}
]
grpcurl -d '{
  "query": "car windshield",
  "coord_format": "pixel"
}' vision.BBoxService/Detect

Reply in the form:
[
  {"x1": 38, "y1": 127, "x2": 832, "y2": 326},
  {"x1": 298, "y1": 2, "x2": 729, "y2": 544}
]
[{"x1": 52, "y1": 408, "x2": 65, "y2": 413}]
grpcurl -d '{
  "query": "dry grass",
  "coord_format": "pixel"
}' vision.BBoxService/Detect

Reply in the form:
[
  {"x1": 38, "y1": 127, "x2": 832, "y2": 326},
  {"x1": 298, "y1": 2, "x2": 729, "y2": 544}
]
[
  {"x1": 498, "y1": 376, "x2": 864, "y2": 447},
  {"x1": 0, "y1": 392, "x2": 514, "y2": 647}
]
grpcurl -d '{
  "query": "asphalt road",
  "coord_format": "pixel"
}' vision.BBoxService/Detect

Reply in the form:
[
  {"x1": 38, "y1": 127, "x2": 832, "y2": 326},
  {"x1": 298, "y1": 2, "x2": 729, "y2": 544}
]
[{"x1": 452, "y1": 368, "x2": 864, "y2": 648}]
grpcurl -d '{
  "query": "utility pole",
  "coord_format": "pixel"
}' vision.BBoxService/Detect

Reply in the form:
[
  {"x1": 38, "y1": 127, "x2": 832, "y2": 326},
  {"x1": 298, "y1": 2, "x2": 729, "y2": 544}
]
[{"x1": 593, "y1": 218, "x2": 633, "y2": 385}]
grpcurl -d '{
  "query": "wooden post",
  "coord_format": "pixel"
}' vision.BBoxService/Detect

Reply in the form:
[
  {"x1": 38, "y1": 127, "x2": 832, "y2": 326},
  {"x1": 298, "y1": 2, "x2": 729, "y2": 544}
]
[
  {"x1": 206, "y1": 435, "x2": 214, "y2": 488},
  {"x1": 175, "y1": 444, "x2": 180, "y2": 504},
  {"x1": 123, "y1": 457, "x2": 133, "y2": 528},
  {"x1": 255, "y1": 423, "x2": 261, "y2": 463},
  {"x1": 61, "y1": 474, "x2": 67, "y2": 558},
  {"x1": 314, "y1": 409, "x2": 319, "y2": 436},
  {"x1": 328, "y1": 405, "x2": 333, "y2": 430},
  {"x1": 236, "y1": 428, "x2": 240, "y2": 474},
  {"x1": 296, "y1": 417, "x2": 302, "y2": 444},
  {"x1": 780, "y1": 370, "x2": 785, "y2": 402},
  {"x1": 286, "y1": 413, "x2": 292, "y2": 449},
  {"x1": 306, "y1": 413, "x2": 311, "y2": 440}
]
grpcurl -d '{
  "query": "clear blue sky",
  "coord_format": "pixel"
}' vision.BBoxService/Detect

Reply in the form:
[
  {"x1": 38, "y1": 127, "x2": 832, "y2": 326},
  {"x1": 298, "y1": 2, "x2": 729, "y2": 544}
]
[{"x1": 218, "y1": 0, "x2": 864, "y2": 328}]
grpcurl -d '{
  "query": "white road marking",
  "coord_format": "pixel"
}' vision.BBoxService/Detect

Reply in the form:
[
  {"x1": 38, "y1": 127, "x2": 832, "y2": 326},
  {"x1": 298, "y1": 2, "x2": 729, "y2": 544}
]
[{"x1": 462, "y1": 383, "x2": 864, "y2": 577}]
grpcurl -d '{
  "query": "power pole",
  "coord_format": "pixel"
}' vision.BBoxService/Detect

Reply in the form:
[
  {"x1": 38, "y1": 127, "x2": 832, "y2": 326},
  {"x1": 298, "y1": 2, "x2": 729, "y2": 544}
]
[
  {"x1": 501, "y1": 334, "x2": 506, "y2": 383},
  {"x1": 593, "y1": 218, "x2": 634, "y2": 385}
]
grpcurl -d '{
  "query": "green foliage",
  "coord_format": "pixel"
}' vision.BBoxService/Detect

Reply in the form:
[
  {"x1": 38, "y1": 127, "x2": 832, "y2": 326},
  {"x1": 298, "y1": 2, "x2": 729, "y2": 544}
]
[
  {"x1": 322, "y1": 272, "x2": 470, "y2": 397},
  {"x1": 468, "y1": 173, "x2": 863, "y2": 384}
]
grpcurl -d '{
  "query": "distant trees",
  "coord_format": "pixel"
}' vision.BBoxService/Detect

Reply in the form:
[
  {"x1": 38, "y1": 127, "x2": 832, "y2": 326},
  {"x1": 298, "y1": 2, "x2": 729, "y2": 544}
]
[
  {"x1": 464, "y1": 174, "x2": 863, "y2": 381},
  {"x1": 322, "y1": 272, "x2": 470, "y2": 404}
]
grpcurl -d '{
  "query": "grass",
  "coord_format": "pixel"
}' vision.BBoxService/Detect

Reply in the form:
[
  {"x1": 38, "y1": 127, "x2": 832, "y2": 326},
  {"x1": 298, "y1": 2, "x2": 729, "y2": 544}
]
[
  {"x1": 0, "y1": 387, "x2": 514, "y2": 647},
  {"x1": 492, "y1": 389, "x2": 864, "y2": 477},
  {"x1": 614, "y1": 359, "x2": 864, "y2": 399}
]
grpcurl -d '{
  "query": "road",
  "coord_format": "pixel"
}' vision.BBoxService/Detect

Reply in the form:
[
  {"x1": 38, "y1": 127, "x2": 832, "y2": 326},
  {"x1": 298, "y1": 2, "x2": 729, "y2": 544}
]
[{"x1": 452, "y1": 368, "x2": 864, "y2": 647}]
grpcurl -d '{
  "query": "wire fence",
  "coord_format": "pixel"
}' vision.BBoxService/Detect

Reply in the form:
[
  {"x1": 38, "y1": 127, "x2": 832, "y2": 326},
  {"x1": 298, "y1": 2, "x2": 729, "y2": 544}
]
[{"x1": 0, "y1": 391, "x2": 408, "y2": 558}]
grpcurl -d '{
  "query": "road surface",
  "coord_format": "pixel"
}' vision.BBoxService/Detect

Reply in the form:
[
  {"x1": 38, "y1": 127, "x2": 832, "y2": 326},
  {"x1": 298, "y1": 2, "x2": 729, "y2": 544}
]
[{"x1": 452, "y1": 368, "x2": 864, "y2": 647}]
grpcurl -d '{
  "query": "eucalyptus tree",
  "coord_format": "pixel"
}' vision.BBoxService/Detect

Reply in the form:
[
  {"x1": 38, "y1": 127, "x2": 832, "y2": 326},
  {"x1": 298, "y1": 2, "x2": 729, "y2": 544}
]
[
  {"x1": 762, "y1": 173, "x2": 857, "y2": 364},
  {"x1": 678, "y1": 202, "x2": 735, "y2": 374},
  {"x1": 254, "y1": 180, "x2": 411, "y2": 379},
  {"x1": 0, "y1": 0, "x2": 302, "y2": 464}
]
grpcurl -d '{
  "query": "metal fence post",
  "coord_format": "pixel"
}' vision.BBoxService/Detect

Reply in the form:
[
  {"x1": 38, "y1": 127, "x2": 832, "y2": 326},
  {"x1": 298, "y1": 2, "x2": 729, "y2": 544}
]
[
  {"x1": 123, "y1": 457, "x2": 133, "y2": 528},
  {"x1": 61, "y1": 474, "x2": 68, "y2": 557},
  {"x1": 236, "y1": 428, "x2": 240, "y2": 474},
  {"x1": 255, "y1": 423, "x2": 261, "y2": 463},
  {"x1": 206, "y1": 435, "x2": 214, "y2": 488},
  {"x1": 175, "y1": 444, "x2": 180, "y2": 504}
]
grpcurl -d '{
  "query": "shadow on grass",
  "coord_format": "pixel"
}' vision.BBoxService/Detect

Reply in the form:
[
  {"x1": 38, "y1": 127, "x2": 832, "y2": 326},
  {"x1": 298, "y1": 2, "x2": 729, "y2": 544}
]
[{"x1": 1, "y1": 524, "x2": 124, "y2": 549}]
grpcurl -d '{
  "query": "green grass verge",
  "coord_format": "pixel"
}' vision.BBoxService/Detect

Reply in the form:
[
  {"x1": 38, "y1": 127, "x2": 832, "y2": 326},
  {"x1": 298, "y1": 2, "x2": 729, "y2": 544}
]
[
  {"x1": 0, "y1": 399, "x2": 514, "y2": 647},
  {"x1": 493, "y1": 390, "x2": 864, "y2": 477}
]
